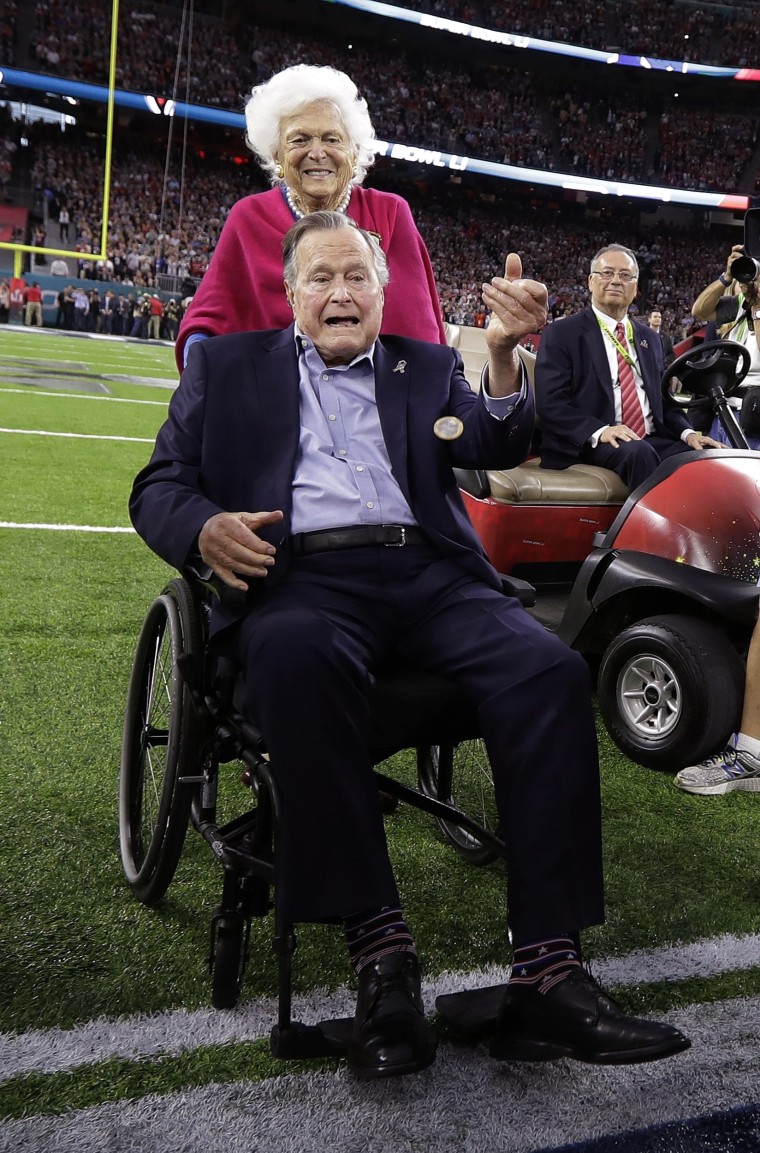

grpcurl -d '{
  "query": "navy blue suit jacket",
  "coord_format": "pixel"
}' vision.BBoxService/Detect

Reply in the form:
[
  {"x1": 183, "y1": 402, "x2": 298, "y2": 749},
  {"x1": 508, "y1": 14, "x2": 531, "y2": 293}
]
[
  {"x1": 130, "y1": 326, "x2": 535, "y2": 633},
  {"x1": 535, "y1": 308, "x2": 689, "y2": 470}
]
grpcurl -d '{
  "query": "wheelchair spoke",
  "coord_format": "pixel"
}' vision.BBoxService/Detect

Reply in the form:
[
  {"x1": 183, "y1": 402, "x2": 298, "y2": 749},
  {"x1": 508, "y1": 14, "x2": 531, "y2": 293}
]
[
  {"x1": 142, "y1": 744, "x2": 166, "y2": 822},
  {"x1": 145, "y1": 627, "x2": 174, "y2": 726},
  {"x1": 418, "y1": 739, "x2": 501, "y2": 866}
]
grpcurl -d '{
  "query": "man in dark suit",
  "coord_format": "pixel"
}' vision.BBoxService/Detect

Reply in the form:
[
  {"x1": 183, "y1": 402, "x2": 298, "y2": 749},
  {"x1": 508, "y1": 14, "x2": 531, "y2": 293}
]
[
  {"x1": 646, "y1": 309, "x2": 675, "y2": 367},
  {"x1": 536, "y1": 244, "x2": 720, "y2": 490},
  {"x1": 130, "y1": 214, "x2": 688, "y2": 1080}
]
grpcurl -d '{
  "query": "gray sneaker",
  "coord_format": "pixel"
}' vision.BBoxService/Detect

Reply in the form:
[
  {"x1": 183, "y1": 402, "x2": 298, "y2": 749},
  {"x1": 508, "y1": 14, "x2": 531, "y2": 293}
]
[{"x1": 675, "y1": 745, "x2": 760, "y2": 795}]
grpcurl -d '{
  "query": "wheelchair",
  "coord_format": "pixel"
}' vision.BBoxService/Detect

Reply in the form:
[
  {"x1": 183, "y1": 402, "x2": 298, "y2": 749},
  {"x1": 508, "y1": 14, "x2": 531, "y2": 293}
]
[{"x1": 118, "y1": 572, "x2": 533, "y2": 1059}]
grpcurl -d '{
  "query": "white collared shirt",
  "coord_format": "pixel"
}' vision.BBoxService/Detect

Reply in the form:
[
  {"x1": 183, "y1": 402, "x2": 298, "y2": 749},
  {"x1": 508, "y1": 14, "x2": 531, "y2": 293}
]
[{"x1": 591, "y1": 306, "x2": 654, "y2": 434}]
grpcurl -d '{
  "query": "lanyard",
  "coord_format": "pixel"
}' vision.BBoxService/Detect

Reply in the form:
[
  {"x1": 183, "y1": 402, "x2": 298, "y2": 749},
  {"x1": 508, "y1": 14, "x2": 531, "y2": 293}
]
[
  {"x1": 729, "y1": 292, "x2": 750, "y2": 342},
  {"x1": 596, "y1": 314, "x2": 637, "y2": 371}
]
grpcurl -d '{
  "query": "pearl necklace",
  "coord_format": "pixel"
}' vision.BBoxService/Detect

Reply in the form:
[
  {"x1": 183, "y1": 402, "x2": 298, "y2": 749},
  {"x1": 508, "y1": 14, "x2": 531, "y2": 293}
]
[{"x1": 283, "y1": 183, "x2": 352, "y2": 220}]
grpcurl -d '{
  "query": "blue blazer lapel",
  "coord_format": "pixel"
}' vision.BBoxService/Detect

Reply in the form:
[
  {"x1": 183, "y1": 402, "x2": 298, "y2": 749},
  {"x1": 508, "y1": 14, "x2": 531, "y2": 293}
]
[
  {"x1": 259, "y1": 325, "x2": 300, "y2": 451},
  {"x1": 631, "y1": 323, "x2": 659, "y2": 395},
  {"x1": 582, "y1": 309, "x2": 615, "y2": 408},
  {"x1": 251, "y1": 326, "x2": 301, "y2": 535},
  {"x1": 374, "y1": 340, "x2": 412, "y2": 503}
]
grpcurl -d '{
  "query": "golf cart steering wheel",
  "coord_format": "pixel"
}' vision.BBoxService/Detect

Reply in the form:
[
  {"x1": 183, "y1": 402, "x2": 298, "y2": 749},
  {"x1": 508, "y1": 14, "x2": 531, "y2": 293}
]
[{"x1": 662, "y1": 338, "x2": 751, "y2": 399}]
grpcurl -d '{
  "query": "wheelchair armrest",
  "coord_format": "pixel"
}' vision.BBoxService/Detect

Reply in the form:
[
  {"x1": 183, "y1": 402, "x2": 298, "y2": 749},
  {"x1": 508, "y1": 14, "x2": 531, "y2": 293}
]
[
  {"x1": 182, "y1": 554, "x2": 536, "y2": 612},
  {"x1": 183, "y1": 561, "x2": 249, "y2": 610},
  {"x1": 499, "y1": 573, "x2": 537, "y2": 607}
]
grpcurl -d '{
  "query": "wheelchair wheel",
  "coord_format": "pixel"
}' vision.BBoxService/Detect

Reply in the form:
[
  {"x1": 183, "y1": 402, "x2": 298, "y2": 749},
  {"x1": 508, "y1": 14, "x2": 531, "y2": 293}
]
[
  {"x1": 119, "y1": 578, "x2": 203, "y2": 903},
  {"x1": 210, "y1": 912, "x2": 250, "y2": 1009},
  {"x1": 417, "y1": 739, "x2": 501, "y2": 866}
]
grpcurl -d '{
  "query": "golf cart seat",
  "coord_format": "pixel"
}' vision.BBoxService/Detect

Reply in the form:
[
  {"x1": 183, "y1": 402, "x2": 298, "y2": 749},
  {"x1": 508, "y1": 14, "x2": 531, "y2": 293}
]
[
  {"x1": 455, "y1": 344, "x2": 628, "y2": 506},
  {"x1": 485, "y1": 458, "x2": 628, "y2": 505}
]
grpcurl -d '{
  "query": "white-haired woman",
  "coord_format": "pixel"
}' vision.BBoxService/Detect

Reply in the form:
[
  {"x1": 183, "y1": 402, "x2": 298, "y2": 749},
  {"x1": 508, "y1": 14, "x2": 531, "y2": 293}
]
[{"x1": 176, "y1": 64, "x2": 445, "y2": 369}]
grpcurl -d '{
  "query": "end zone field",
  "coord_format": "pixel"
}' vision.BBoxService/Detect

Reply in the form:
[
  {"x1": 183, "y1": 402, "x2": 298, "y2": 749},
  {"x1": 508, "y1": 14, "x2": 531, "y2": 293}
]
[{"x1": 3, "y1": 326, "x2": 760, "y2": 1150}]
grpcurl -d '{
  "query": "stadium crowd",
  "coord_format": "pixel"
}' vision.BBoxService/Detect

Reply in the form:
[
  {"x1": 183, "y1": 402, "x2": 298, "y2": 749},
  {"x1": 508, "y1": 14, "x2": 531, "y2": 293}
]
[
  {"x1": 408, "y1": 182, "x2": 732, "y2": 337},
  {"x1": 0, "y1": 0, "x2": 16, "y2": 65},
  {"x1": 0, "y1": 101, "x2": 15, "y2": 186},
  {"x1": 245, "y1": 23, "x2": 759, "y2": 194},
  {"x1": 551, "y1": 90, "x2": 756, "y2": 193},
  {"x1": 32, "y1": 0, "x2": 245, "y2": 107},
  {"x1": 13, "y1": 2, "x2": 759, "y2": 194},
  {"x1": 25, "y1": 0, "x2": 760, "y2": 76},
  {"x1": 29, "y1": 130, "x2": 251, "y2": 286},
  {"x1": 0, "y1": 0, "x2": 752, "y2": 339},
  {"x1": 22, "y1": 119, "x2": 735, "y2": 340},
  {"x1": 365, "y1": 0, "x2": 758, "y2": 65}
]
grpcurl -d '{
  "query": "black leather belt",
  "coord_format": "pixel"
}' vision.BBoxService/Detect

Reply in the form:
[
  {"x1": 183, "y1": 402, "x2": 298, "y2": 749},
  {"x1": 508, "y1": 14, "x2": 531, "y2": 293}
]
[{"x1": 290, "y1": 524, "x2": 428, "y2": 556}]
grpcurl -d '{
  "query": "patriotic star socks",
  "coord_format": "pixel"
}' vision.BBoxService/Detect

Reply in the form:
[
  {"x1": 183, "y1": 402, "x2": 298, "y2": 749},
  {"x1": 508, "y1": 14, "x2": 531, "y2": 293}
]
[
  {"x1": 343, "y1": 906, "x2": 417, "y2": 973},
  {"x1": 344, "y1": 912, "x2": 581, "y2": 991},
  {"x1": 508, "y1": 934, "x2": 582, "y2": 994}
]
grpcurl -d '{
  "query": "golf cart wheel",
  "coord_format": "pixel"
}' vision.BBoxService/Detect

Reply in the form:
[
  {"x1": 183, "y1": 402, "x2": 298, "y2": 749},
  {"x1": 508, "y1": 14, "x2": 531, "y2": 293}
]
[
  {"x1": 597, "y1": 614, "x2": 744, "y2": 771},
  {"x1": 417, "y1": 739, "x2": 501, "y2": 866}
]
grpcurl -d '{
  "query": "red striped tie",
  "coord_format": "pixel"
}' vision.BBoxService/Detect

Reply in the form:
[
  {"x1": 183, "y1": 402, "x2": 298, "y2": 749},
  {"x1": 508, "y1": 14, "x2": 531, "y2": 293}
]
[{"x1": 615, "y1": 322, "x2": 646, "y2": 438}]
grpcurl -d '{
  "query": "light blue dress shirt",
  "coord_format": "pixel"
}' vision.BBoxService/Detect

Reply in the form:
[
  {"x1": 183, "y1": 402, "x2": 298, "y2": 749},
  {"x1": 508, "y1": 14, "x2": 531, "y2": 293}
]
[{"x1": 290, "y1": 328, "x2": 525, "y2": 535}]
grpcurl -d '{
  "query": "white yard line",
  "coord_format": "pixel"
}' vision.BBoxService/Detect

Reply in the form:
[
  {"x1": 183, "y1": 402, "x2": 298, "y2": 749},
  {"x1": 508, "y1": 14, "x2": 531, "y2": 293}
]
[
  {"x1": 0, "y1": 522, "x2": 135, "y2": 532},
  {"x1": 0, "y1": 427, "x2": 154, "y2": 443},
  {"x1": 0, "y1": 387, "x2": 169, "y2": 406},
  {"x1": 3, "y1": 998, "x2": 754, "y2": 1153},
  {"x1": 1, "y1": 930, "x2": 759, "y2": 1082},
  {"x1": 2, "y1": 998, "x2": 757, "y2": 1153}
]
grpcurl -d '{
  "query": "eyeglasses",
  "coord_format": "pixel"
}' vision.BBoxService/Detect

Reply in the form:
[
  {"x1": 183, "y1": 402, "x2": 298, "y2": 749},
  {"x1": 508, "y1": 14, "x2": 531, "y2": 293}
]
[{"x1": 591, "y1": 269, "x2": 637, "y2": 283}]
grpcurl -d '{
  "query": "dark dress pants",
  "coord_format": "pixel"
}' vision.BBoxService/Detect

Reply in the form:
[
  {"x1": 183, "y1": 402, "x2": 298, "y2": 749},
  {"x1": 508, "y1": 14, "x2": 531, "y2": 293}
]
[
  {"x1": 583, "y1": 433, "x2": 690, "y2": 491},
  {"x1": 233, "y1": 544, "x2": 604, "y2": 943}
]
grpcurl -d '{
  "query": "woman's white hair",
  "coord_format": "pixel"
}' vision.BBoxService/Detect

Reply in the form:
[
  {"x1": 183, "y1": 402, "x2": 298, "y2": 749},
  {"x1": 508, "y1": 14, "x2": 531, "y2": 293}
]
[{"x1": 244, "y1": 64, "x2": 377, "y2": 186}]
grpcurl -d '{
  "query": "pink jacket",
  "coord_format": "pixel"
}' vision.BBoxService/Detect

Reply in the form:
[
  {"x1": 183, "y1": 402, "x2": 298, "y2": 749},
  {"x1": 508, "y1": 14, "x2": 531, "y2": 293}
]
[{"x1": 175, "y1": 185, "x2": 445, "y2": 369}]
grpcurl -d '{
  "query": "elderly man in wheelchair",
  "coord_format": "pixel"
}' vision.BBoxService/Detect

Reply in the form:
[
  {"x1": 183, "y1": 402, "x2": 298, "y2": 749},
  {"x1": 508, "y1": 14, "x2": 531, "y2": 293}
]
[{"x1": 126, "y1": 211, "x2": 688, "y2": 1080}]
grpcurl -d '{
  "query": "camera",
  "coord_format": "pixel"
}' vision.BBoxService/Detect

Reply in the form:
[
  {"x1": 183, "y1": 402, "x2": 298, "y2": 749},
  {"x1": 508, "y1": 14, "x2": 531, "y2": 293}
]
[
  {"x1": 731, "y1": 208, "x2": 760, "y2": 284},
  {"x1": 731, "y1": 253, "x2": 760, "y2": 285}
]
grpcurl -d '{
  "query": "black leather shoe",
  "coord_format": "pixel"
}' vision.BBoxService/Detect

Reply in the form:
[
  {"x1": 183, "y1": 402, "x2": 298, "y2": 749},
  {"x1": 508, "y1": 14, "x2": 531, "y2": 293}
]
[
  {"x1": 490, "y1": 968, "x2": 690, "y2": 1065},
  {"x1": 349, "y1": 953, "x2": 437, "y2": 1080}
]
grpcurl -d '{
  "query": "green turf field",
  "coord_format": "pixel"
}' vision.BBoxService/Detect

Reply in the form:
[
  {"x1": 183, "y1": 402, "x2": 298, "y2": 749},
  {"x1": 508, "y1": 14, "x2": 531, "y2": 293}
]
[{"x1": 2, "y1": 327, "x2": 760, "y2": 1122}]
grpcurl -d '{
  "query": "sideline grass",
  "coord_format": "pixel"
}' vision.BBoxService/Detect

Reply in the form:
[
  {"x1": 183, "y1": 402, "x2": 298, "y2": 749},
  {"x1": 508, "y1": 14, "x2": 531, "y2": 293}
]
[
  {"x1": 8, "y1": 966, "x2": 760, "y2": 1122},
  {"x1": 3, "y1": 329, "x2": 760, "y2": 1123},
  {"x1": 0, "y1": 329, "x2": 177, "y2": 382},
  {"x1": 0, "y1": 1040, "x2": 337, "y2": 1121},
  {"x1": 0, "y1": 390, "x2": 168, "y2": 439},
  {"x1": 6, "y1": 519, "x2": 760, "y2": 1036}
]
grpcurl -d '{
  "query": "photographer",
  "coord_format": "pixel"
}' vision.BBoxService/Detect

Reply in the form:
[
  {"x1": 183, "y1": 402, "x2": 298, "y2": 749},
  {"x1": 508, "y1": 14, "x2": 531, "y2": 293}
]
[{"x1": 691, "y1": 243, "x2": 760, "y2": 448}]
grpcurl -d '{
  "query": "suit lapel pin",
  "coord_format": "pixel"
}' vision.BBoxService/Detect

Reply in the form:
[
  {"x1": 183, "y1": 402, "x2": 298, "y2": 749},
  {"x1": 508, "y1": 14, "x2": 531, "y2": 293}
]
[{"x1": 393, "y1": 360, "x2": 407, "y2": 374}]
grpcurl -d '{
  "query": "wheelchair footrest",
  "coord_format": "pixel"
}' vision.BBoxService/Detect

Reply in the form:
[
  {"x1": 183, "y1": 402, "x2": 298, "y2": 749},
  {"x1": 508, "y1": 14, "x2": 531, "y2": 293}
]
[
  {"x1": 270, "y1": 1017, "x2": 353, "y2": 1060},
  {"x1": 435, "y1": 984, "x2": 508, "y2": 1039}
]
